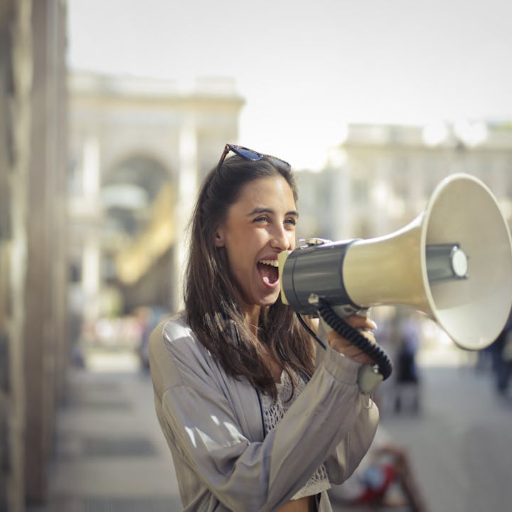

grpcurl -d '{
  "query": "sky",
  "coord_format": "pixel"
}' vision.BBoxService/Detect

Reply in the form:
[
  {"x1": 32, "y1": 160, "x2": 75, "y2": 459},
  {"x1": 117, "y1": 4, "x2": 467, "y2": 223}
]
[{"x1": 67, "y1": 0, "x2": 512, "y2": 170}]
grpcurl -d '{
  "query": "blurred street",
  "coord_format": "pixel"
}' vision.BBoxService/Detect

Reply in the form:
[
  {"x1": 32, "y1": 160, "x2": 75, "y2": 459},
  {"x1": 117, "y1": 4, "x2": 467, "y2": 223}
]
[
  {"x1": 28, "y1": 350, "x2": 182, "y2": 512},
  {"x1": 28, "y1": 347, "x2": 512, "y2": 512},
  {"x1": 378, "y1": 360, "x2": 512, "y2": 512}
]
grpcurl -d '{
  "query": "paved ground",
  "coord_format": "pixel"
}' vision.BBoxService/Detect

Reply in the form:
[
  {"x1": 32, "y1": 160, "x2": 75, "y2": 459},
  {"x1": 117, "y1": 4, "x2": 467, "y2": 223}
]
[
  {"x1": 28, "y1": 352, "x2": 182, "y2": 512},
  {"x1": 378, "y1": 362, "x2": 512, "y2": 512},
  {"x1": 28, "y1": 348, "x2": 512, "y2": 512}
]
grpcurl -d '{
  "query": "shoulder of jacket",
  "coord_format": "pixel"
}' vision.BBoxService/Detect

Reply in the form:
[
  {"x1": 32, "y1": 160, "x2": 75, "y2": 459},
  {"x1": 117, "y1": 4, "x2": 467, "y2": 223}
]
[
  {"x1": 150, "y1": 311, "x2": 208, "y2": 361},
  {"x1": 161, "y1": 312, "x2": 193, "y2": 340}
]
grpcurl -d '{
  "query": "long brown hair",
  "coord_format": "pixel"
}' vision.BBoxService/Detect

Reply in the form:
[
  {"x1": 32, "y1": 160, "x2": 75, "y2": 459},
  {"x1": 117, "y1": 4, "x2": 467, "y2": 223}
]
[{"x1": 184, "y1": 153, "x2": 315, "y2": 397}]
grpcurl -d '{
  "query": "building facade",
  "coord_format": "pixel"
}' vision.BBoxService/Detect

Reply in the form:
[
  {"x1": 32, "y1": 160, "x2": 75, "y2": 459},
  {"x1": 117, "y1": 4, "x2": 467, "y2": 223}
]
[
  {"x1": 67, "y1": 72, "x2": 245, "y2": 325},
  {"x1": 297, "y1": 121, "x2": 512, "y2": 243}
]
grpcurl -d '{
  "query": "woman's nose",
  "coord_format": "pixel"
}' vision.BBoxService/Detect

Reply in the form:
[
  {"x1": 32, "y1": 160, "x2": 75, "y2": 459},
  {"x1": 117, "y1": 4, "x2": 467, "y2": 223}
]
[{"x1": 270, "y1": 226, "x2": 292, "y2": 250}]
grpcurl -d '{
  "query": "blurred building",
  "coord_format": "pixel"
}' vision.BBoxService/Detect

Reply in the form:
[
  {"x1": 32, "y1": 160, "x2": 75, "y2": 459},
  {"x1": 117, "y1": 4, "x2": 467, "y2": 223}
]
[
  {"x1": 0, "y1": 1, "x2": 68, "y2": 511},
  {"x1": 67, "y1": 72, "x2": 245, "y2": 323},
  {"x1": 298, "y1": 121, "x2": 512, "y2": 241}
]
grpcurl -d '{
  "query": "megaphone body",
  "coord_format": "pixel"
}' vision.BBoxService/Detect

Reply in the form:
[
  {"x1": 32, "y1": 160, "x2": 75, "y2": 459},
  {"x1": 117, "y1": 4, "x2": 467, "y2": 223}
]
[{"x1": 279, "y1": 173, "x2": 512, "y2": 351}]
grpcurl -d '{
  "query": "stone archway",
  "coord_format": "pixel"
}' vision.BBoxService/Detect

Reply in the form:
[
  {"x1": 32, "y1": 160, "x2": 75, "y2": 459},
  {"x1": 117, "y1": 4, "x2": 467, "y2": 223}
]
[
  {"x1": 101, "y1": 155, "x2": 169, "y2": 237},
  {"x1": 100, "y1": 155, "x2": 176, "y2": 312}
]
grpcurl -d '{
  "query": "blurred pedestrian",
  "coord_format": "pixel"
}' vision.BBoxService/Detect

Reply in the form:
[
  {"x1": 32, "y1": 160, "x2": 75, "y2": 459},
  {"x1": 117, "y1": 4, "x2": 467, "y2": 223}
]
[
  {"x1": 328, "y1": 426, "x2": 429, "y2": 512},
  {"x1": 135, "y1": 306, "x2": 166, "y2": 373},
  {"x1": 394, "y1": 314, "x2": 421, "y2": 413},
  {"x1": 489, "y1": 309, "x2": 512, "y2": 396}
]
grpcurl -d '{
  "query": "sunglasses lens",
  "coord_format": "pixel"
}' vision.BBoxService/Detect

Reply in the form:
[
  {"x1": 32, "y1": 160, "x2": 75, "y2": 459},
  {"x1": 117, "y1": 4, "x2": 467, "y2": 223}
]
[{"x1": 234, "y1": 147, "x2": 262, "y2": 161}]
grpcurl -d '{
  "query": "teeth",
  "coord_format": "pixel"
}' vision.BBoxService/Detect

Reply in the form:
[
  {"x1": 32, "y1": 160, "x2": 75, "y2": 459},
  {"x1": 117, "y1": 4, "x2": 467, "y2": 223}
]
[{"x1": 259, "y1": 259, "x2": 279, "y2": 267}]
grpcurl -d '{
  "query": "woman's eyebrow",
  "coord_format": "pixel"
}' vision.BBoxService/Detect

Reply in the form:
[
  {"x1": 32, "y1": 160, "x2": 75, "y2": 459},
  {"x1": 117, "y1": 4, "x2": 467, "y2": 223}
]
[{"x1": 247, "y1": 207, "x2": 299, "y2": 218}]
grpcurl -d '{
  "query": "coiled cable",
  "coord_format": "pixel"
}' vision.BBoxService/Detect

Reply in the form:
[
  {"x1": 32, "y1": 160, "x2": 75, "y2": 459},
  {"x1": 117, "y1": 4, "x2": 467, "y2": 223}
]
[{"x1": 317, "y1": 300, "x2": 393, "y2": 381}]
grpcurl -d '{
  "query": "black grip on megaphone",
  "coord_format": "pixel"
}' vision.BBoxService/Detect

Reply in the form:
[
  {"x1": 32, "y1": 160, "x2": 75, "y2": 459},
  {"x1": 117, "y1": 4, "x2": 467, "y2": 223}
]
[{"x1": 317, "y1": 300, "x2": 393, "y2": 381}]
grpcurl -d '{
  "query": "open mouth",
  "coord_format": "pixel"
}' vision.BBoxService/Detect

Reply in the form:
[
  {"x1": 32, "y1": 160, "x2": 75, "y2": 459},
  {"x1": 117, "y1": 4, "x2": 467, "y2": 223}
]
[{"x1": 257, "y1": 259, "x2": 279, "y2": 286}]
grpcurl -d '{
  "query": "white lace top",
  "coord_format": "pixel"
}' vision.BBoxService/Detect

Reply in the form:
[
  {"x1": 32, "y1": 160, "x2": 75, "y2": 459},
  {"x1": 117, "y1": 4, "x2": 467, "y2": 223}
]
[{"x1": 260, "y1": 370, "x2": 331, "y2": 500}]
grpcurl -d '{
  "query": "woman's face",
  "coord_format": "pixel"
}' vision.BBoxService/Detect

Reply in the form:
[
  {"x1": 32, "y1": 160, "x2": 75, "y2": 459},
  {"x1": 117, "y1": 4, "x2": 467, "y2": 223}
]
[{"x1": 215, "y1": 175, "x2": 298, "y2": 311}]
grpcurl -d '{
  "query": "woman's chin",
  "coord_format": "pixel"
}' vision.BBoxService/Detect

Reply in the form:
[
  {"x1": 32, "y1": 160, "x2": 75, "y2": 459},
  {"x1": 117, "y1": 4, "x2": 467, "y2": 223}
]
[{"x1": 259, "y1": 287, "x2": 281, "y2": 307}]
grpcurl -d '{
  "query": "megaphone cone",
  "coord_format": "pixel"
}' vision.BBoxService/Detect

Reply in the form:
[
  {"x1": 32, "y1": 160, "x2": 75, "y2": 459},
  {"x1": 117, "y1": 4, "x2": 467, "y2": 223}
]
[{"x1": 280, "y1": 173, "x2": 512, "y2": 351}]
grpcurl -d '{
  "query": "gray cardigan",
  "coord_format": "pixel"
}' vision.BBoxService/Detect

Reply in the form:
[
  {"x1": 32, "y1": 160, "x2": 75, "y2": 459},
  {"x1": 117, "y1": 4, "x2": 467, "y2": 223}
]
[{"x1": 149, "y1": 313, "x2": 379, "y2": 512}]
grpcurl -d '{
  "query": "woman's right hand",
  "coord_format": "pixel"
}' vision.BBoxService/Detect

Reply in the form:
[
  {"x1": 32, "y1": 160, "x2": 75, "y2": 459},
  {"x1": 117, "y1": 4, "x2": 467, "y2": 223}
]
[{"x1": 327, "y1": 315, "x2": 378, "y2": 365}]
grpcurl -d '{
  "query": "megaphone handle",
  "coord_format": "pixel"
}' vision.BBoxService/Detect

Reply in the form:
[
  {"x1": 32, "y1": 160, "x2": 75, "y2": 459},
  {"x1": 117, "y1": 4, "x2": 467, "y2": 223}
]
[{"x1": 317, "y1": 300, "x2": 393, "y2": 382}]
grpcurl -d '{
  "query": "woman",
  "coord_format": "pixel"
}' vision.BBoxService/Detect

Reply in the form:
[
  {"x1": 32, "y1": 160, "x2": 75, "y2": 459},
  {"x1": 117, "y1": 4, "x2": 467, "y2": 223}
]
[{"x1": 149, "y1": 144, "x2": 380, "y2": 512}]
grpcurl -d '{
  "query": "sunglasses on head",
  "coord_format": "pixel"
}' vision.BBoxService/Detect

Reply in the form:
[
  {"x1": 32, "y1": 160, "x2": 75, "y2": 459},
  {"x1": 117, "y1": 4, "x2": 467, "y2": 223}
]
[{"x1": 216, "y1": 144, "x2": 291, "y2": 172}]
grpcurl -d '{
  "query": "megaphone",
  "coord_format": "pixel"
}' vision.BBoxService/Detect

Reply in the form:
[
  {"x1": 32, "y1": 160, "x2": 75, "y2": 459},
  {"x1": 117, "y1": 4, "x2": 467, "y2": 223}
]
[{"x1": 279, "y1": 173, "x2": 512, "y2": 353}]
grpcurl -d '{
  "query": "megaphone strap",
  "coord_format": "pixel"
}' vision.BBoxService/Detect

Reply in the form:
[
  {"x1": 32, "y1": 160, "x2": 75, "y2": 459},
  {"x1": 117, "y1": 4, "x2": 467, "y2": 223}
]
[{"x1": 295, "y1": 312, "x2": 328, "y2": 350}]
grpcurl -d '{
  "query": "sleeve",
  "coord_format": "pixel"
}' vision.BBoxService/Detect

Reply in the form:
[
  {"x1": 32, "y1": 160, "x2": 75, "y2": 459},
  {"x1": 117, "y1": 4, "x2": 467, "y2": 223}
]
[
  {"x1": 323, "y1": 399, "x2": 379, "y2": 485},
  {"x1": 150, "y1": 322, "x2": 379, "y2": 512},
  {"x1": 317, "y1": 347, "x2": 380, "y2": 485}
]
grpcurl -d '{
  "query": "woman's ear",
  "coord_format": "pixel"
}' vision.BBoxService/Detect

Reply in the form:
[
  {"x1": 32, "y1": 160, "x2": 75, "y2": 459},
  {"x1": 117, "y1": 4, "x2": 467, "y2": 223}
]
[{"x1": 214, "y1": 229, "x2": 225, "y2": 247}]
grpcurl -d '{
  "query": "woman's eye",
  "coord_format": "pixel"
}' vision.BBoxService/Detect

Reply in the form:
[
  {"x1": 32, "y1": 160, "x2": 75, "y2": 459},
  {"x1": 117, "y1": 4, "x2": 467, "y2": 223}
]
[
  {"x1": 285, "y1": 217, "x2": 297, "y2": 226},
  {"x1": 254, "y1": 216, "x2": 269, "y2": 223}
]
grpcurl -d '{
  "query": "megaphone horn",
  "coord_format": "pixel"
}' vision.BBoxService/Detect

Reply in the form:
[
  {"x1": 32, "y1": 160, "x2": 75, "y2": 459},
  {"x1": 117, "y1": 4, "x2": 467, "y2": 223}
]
[{"x1": 279, "y1": 173, "x2": 512, "y2": 351}]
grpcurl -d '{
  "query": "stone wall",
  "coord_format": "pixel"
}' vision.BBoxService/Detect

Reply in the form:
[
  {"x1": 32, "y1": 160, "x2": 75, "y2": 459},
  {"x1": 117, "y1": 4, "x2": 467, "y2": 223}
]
[{"x1": 0, "y1": 1, "x2": 68, "y2": 510}]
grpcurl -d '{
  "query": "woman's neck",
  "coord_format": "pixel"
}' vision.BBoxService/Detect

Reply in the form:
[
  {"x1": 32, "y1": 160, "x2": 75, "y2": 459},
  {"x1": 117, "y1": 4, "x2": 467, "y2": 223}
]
[
  {"x1": 243, "y1": 306, "x2": 262, "y2": 336},
  {"x1": 241, "y1": 306, "x2": 284, "y2": 383}
]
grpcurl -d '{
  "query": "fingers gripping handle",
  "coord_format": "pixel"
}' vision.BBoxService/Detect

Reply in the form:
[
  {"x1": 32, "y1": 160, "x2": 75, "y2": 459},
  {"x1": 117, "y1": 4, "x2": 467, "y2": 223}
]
[{"x1": 317, "y1": 301, "x2": 392, "y2": 395}]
